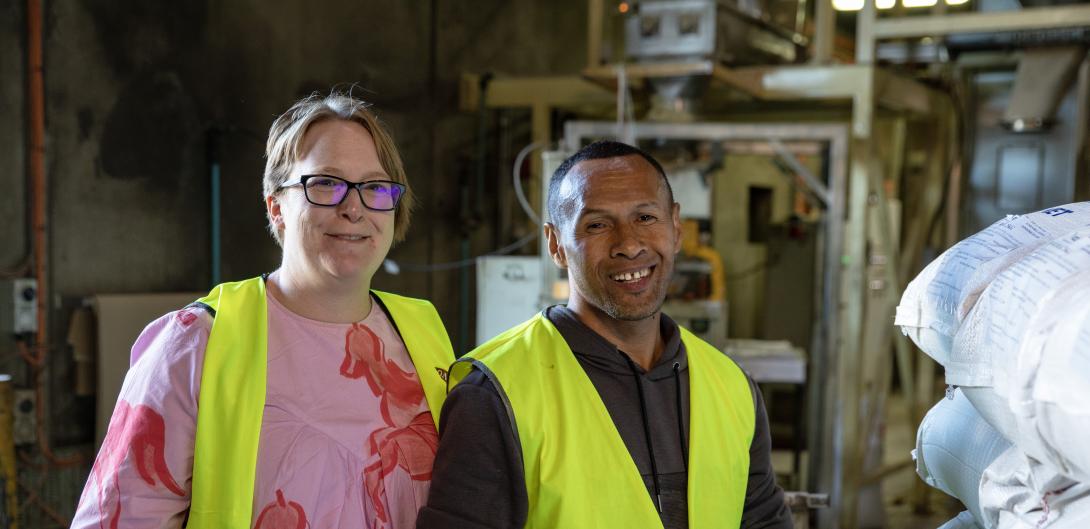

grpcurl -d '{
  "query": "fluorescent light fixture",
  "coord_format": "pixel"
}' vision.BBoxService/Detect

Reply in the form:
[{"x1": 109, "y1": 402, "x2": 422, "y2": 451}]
[
  {"x1": 832, "y1": 0, "x2": 864, "y2": 10},
  {"x1": 833, "y1": 0, "x2": 961, "y2": 10},
  {"x1": 833, "y1": 0, "x2": 898, "y2": 10}
]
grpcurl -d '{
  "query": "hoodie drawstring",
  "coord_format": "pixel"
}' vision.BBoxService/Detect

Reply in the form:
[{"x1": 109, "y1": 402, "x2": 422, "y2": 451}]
[
  {"x1": 620, "y1": 351, "x2": 663, "y2": 513},
  {"x1": 673, "y1": 362, "x2": 688, "y2": 471}
]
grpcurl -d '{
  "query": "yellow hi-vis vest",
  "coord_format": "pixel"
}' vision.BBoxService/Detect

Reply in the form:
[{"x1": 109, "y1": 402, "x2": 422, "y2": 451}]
[
  {"x1": 449, "y1": 314, "x2": 755, "y2": 529},
  {"x1": 185, "y1": 277, "x2": 454, "y2": 529}
]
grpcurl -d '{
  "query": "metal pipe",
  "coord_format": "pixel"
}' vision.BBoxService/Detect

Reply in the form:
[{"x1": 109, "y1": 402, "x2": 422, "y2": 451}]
[
  {"x1": 476, "y1": 74, "x2": 493, "y2": 224},
  {"x1": 856, "y1": 0, "x2": 878, "y2": 65},
  {"x1": 207, "y1": 129, "x2": 222, "y2": 286},
  {"x1": 679, "y1": 220, "x2": 726, "y2": 302},
  {"x1": 812, "y1": 0, "x2": 836, "y2": 64},
  {"x1": 770, "y1": 139, "x2": 831, "y2": 208},
  {"x1": 26, "y1": 0, "x2": 84, "y2": 470},
  {"x1": 874, "y1": 4, "x2": 1090, "y2": 40},
  {"x1": 28, "y1": 0, "x2": 46, "y2": 358},
  {"x1": 458, "y1": 238, "x2": 471, "y2": 354},
  {"x1": 860, "y1": 458, "x2": 914, "y2": 485},
  {"x1": 458, "y1": 75, "x2": 495, "y2": 354}
]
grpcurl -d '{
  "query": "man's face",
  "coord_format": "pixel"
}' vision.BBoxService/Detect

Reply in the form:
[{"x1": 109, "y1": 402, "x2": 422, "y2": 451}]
[{"x1": 546, "y1": 155, "x2": 682, "y2": 321}]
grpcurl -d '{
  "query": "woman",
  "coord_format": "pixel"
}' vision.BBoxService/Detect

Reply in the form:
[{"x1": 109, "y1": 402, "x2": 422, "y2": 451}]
[{"x1": 72, "y1": 93, "x2": 454, "y2": 529}]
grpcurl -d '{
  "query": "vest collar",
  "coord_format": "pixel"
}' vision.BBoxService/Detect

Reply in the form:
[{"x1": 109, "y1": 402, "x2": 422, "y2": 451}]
[{"x1": 543, "y1": 305, "x2": 686, "y2": 379}]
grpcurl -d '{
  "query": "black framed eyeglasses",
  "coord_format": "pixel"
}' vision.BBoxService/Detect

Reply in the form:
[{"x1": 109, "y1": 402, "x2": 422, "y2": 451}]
[{"x1": 280, "y1": 174, "x2": 405, "y2": 211}]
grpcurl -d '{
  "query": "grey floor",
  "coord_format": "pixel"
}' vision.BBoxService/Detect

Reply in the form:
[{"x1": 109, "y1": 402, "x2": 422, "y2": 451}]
[
  {"x1": 882, "y1": 390, "x2": 965, "y2": 529},
  {"x1": 772, "y1": 390, "x2": 966, "y2": 529}
]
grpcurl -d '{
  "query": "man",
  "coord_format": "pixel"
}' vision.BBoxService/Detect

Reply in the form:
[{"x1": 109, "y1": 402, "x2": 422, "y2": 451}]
[{"x1": 418, "y1": 141, "x2": 792, "y2": 529}]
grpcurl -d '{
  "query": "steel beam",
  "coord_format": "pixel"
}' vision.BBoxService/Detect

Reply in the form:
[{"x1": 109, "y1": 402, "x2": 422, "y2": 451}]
[
  {"x1": 856, "y1": 0, "x2": 877, "y2": 65},
  {"x1": 459, "y1": 74, "x2": 614, "y2": 111},
  {"x1": 584, "y1": 60, "x2": 769, "y2": 99},
  {"x1": 563, "y1": 120, "x2": 850, "y2": 149},
  {"x1": 588, "y1": 0, "x2": 604, "y2": 69},
  {"x1": 770, "y1": 139, "x2": 832, "y2": 208},
  {"x1": 738, "y1": 65, "x2": 935, "y2": 118},
  {"x1": 812, "y1": 0, "x2": 836, "y2": 64},
  {"x1": 873, "y1": 4, "x2": 1090, "y2": 40}
]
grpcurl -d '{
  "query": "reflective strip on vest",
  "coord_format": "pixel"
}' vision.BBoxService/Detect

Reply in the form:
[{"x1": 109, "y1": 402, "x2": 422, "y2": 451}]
[
  {"x1": 188, "y1": 277, "x2": 454, "y2": 528},
  {"x1": 450, "y1": 314, "x2": 754, "y2": 529}
]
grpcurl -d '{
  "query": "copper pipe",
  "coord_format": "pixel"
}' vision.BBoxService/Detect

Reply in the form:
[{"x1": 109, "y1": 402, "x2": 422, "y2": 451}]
[
  {"x1": 33, "y1": 367, "x2": 85, "y2": 467},
  {"x1": 14, "y1": 341, "x2": 38, "y2": 368},
  {"x1": 26, "y1": 0, "x2": 86, "y2": 470},
  {"x1": 28, "y1": 0, "x2": 45, "y2": 352}
]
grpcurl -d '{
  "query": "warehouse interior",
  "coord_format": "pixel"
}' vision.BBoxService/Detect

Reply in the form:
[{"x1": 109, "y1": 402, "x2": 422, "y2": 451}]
[{"x1": 3, "y1": 0, "x2": 1090, "y2": 527}]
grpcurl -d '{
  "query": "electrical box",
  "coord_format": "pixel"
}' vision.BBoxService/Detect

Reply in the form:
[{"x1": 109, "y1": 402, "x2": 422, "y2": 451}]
[
  {"x1": 0, "y1": 279, "x2": 37, "y2": 335},
  {"x1": 476, "y1": 256, "x2": 542, "y2": 347},
  {"x1": 12, "y1": 389, "x2": 36, "y2": 446}
]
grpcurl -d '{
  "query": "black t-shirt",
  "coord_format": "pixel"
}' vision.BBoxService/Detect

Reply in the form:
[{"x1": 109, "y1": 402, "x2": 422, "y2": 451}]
[{"x1": 417, "y1": 306, "x2": 793, "y2": 529}]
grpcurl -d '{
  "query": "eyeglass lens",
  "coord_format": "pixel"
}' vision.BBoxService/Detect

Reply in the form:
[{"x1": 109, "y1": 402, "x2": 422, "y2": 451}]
[{"x1": 304, "y1": 176, "x2": 402, "y2": 210}]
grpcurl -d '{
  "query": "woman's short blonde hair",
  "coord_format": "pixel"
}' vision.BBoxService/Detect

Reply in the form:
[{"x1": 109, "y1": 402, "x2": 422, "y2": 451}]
[{"x1": 264, "y1": 92, "x2": 415, "y2": 244}]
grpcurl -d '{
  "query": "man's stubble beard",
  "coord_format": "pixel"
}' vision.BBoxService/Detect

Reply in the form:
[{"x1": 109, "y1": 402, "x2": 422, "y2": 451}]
[{"x1": 570, "y1": 265, "x2": 670, "y2": 322}]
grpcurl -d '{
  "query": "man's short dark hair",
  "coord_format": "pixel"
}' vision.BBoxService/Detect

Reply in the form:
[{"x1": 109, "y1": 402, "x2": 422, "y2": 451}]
[{"x1": 546, "y1": 140, "x2": 674, "y2": 228}]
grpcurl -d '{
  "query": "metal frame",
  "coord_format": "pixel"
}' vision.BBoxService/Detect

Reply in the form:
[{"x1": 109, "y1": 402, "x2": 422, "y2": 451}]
[
  {"x1": 470, "y1": 4, "x2": 964, "y2": 525},
  {"x1": 872, "y1": 4, "x2": 1090, "y2": 40},
  {"x1": 563, "y1": 120, "x2": 851, "y2": 527},
  {"x1": 506, "y1": 65, "x2": 948, "y2": 527},
  {"x1": 845, "y1": 2, "x2": 1090, "y2": 520}
]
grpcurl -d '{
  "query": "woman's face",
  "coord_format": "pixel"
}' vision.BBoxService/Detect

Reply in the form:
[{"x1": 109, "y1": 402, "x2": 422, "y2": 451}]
[{"x1": 267, "y1": 119, "x2": 396, "y2": 287}]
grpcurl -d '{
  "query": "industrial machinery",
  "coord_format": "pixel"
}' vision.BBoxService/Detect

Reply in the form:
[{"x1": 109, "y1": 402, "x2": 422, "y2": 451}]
[
  {"x1": 466, "y1": 1, "x2": 1090, "y2": 527},
  {"x1": 622, "y1": 0, "x2": 805, "y2": 120}
]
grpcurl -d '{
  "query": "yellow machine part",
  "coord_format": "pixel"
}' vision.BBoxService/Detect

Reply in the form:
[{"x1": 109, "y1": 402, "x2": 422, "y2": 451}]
[
  {"x1": 0, "y1": 375, "x2": 18, "y2": 528},
  {"x1": 680, "y1": 219, "x2": 727, "y2": 302}
]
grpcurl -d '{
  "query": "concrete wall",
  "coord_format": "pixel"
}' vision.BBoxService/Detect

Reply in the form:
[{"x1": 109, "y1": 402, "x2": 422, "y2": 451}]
[
  {"x1": 2, "y1": 0, "x2": 586, "y2": 331},
  {"x1": 1, "y1": 2, "x2": 27, "y2": 273},
  {"x1": 2, "y1": 0, "x2": 586, "y2": 522}
]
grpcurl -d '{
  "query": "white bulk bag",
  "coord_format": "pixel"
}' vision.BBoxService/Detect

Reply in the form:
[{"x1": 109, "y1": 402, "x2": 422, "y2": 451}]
[
  {"x1": 980, "y1": 447, "x2": 1090, "y2": 529},
  {"x1": 960, "y1": 386, "x2": 1019, "y2": 446},
  {"x1": 951, "y1": 228, "x2": 1090, "y2": 393},
  {"x1": 897, "y1": 203, "x2": 1090, "y2": 365},
  {"x1": 1006, "y1": 269, "x2": 1090, "y2": 483},
  {"x1": 916, "y1": 388, "x2": 1013, "y2": 526}
]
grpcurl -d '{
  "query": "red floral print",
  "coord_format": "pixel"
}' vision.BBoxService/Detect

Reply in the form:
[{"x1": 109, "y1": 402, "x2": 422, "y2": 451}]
[
  {"x1": 253, "y1": 489, "x2": 308, "y2": 529},
  {"x1": 175, "y1": 310, "x2": 198, "y2": 327},
  {"x1": 89, "y1": 401, "x2": 184, "y2": 529},
  {"x1": 342, "y1": 323, "x2": 438, "y2": 527}
]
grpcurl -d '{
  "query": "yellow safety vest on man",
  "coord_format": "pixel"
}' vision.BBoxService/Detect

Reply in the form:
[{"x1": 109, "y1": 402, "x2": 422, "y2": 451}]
[
  {"x1": 449, "y1": 314, "x2": 755, "y2": 529},
  {"x1": 184, "y1": 277, "x2": 454, "y2": 529}
]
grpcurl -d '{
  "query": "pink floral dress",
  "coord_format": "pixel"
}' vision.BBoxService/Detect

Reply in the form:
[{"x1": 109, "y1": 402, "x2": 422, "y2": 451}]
[{"x1": 72, "y1": 293, "x2": 438, "y2": 529}]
